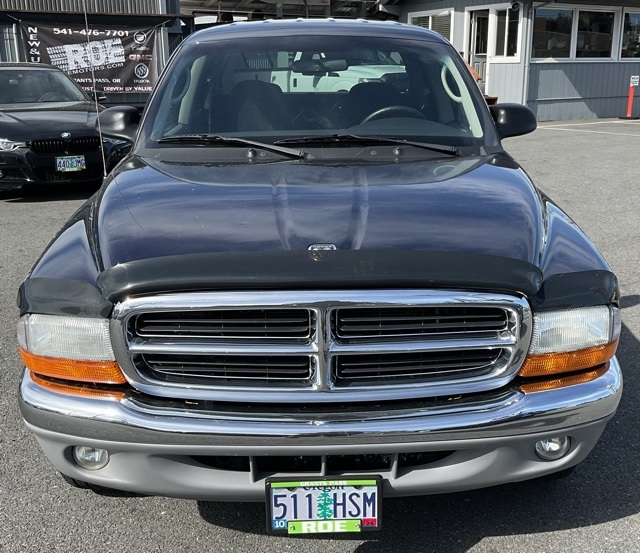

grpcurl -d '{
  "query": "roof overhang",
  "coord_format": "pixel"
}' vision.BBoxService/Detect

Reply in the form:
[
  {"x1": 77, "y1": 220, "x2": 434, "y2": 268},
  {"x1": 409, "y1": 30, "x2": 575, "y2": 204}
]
[{"x1": 181, "y1": 0, "x2": 400, "y2": 21}]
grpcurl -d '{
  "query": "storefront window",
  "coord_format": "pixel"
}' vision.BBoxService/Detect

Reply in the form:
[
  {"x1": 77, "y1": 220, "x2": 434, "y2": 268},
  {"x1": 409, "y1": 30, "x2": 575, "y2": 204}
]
[
  {"x1": 576, "y1": 11, "x2": 615, "y2": 57},
  {"x1": 410, "y1": 11, "x2": 452, "y2": 42},
  {"x1": 532, "y1": 8, "x2": 573, "y2": 58},
  {"x1": 622, "y1": 12, "x2": 640, "y2": 58},
  {"x1": 495, "y1": 8, "x2": 519, "y2": 57}
]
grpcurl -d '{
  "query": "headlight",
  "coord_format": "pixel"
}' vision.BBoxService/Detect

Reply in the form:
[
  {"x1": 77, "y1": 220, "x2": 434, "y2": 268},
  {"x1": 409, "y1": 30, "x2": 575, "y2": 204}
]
[
  {"x1": 519, "y1": 306, "x2": 620, "y2": 378},
  {"x1": 102, "y1": 137, "x2": 128, "y2": 146},
  {"x1": 17, "y1": 314, "x2": 126, "y2": 384},
  {"x1": 0, "y1": 138, "x2": 26, "y2": 152}
]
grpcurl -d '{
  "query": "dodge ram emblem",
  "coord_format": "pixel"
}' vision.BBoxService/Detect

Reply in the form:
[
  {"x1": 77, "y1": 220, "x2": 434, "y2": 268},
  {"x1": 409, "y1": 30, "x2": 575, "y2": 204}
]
[
  {"x1": 308, "y1": 244, "x2": 337, "y2": 251},
  {"x1": 61, "y1": 132, "x2": 71, "y2": 138}
]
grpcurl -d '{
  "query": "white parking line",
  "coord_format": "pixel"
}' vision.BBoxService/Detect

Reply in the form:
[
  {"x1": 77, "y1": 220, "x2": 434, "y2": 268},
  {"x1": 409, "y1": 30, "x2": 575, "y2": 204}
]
[
  {"x1": 538, "y1": 127, "x2": 640, "y2": 137},
  {"x1": 540, "y1": 121, "x2": 619, "y2": 127}
]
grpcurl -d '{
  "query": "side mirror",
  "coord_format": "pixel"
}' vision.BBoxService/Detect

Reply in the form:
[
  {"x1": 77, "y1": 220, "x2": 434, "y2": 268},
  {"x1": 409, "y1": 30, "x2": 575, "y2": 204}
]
[
  {"x1": 92, "y1": 90, "x2": 107, "y2": 104},
  {"x1": 97, "y1": 106, "x2": 141, "y2": 143},
  {"x1": 89, "y1": 90, "x2": 108, "y2": 103},
  {"x1": 490, "y1": 103, "x2": 537, "y2": 139}
]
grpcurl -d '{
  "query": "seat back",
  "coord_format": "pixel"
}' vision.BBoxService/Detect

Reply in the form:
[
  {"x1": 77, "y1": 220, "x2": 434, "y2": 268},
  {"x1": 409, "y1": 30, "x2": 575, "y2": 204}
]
[{"x1": 229, "y1": 80, "x2": 290, "y2": 132}]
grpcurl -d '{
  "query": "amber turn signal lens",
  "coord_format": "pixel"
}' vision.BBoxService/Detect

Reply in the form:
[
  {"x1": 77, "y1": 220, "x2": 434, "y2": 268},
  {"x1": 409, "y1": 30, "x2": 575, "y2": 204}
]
[
  {"x1": 30, "y1": 372, "x2": 125, "y2": 400},
  {"x1": 518, "y1": 340, "x2": 618, "y2": 378},
  {"x1": 520, "y1": 365, "x2": 609, "y2": 394},
  {"x1": 20, "y1": 348, "x2": 126, "y2": 384}
]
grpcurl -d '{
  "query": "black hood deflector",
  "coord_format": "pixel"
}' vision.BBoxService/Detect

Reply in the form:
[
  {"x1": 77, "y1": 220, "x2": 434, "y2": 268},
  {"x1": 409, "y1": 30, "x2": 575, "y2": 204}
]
[{"x1": 18, "y1": 250, "x2": 619, "y2": 317}]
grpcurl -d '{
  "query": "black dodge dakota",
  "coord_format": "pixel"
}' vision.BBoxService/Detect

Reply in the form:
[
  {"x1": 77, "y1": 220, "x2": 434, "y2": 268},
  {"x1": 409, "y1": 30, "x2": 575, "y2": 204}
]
[{"x1": 17, "y1": 19, "x2": 622, "y2": 535}]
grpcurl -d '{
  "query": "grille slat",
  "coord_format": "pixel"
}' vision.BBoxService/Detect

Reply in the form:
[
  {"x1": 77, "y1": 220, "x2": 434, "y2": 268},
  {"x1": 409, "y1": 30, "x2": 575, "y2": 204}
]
[
  {"x1": 339, "y1": 354, "x2": 493, "y2": 370},
  {"x1": 334, "y1": 306, "x2": 508, "y2": 340},
  {"x1": 140, "y1": 354, "x2": 313, "y2": 385},
  {"x1": 30, "y1": 136, "x2": 101, "y2": 155},
  {"x1": 135, "y1": 309, "x2": 313, "y2": 340},
  {"x1": 334, "y1": 350, "x2": 502, "y2": 384}
]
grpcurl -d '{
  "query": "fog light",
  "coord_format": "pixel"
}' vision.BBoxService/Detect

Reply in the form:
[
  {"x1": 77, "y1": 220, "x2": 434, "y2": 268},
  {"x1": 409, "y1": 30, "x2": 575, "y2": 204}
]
[
  {"x1": 73, "y1": 446, "x2": 110, "y2": 470},
  {"x1": 0, "y1": 169, "x2": 4, "y2": 178},
  {"x1": 535, "y1": 437, "x2": 571, "y2": 461}
]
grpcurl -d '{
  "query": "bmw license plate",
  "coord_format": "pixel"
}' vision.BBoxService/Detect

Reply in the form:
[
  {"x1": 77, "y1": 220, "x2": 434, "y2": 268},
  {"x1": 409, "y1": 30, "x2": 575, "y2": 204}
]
[
  {"x1": 56, "y1": 155, "x2": 86, "y2": 172},
  {"x1": 266, "y1": 477, "x2": 382, "y2": 534}
]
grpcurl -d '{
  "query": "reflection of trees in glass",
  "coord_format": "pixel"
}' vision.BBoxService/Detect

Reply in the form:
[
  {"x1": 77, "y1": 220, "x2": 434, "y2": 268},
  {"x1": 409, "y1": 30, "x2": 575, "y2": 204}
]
[
  {"x1": 576, "y1": 11, "x2": 614, "y2": 58},
  {"x1": 622, "y1": 13, "x2": 640, "y2": 58},
  {"x1": 532, "y1": 9, "x2": 572, "y2": 57}
]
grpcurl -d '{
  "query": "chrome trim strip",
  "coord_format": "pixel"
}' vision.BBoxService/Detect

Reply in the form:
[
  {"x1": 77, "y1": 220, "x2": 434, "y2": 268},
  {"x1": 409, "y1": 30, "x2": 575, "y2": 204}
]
[
  {"x1": 128, "y1": 343, "x2": 319, "y2": 355},
  {"x1": 19, "y1": 358, "x2": 622, "y2": 445},
  {"x1": 110, "y1": 290, "x2": 531, "y2": 403},
  {"x1": 327, "y1": 336, "x2": 517, "y2": 353}
]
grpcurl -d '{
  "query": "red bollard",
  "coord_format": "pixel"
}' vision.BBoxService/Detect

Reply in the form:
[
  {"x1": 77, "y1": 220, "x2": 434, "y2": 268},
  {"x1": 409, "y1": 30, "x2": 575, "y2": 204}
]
[{"x1": 620, "y1": 76, "x2": 640, "y2": 120}]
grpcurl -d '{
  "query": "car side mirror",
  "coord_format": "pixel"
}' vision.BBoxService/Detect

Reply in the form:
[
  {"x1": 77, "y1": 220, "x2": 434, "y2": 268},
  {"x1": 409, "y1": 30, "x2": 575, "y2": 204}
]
[
  {"x1": 89, "y1": 90, "x2": 108, "y2": 103},
  {"x1": 97, "y1": 106, "x2": 140, "y2": 143},
  {"x1": 490, "y1": 103, "x2": 537, "y2": 139}
]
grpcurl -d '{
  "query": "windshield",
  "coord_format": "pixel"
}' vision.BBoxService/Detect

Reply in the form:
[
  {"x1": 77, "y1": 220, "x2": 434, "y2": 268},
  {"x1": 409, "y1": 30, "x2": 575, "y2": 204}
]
[
  {"x1": 0, "y1": 69, "x2": 87, "y2": 108},
  {"x1": 140, "y1": 34, "x2": 487, "y2": 152}
]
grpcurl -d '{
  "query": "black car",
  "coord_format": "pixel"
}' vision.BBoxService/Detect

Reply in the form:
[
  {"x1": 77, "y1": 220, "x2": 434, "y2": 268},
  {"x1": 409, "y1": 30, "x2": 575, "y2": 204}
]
[
  {"x1": 18, "y1": 20, "x2": 621, "y2": 535},
  {"x1": 0, "y1": 62, "x2": 128, "y2": 190}
]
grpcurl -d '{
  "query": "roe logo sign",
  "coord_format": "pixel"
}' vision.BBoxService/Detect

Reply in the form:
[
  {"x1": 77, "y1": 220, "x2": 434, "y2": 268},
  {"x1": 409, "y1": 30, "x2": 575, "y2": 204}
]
[
  {"x1": 47, "y1": 39, "x2": 126, "y2": 74},
  {"x1": 19, "y1": 21, "x2": 158, "y2": 94}
]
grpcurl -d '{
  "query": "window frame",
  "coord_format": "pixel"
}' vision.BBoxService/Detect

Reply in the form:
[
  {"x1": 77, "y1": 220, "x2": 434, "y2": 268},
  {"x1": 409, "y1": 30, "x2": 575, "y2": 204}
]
[
  {"x1": 489, "y1": 3, "x2": 523, "y2": 63},
  {"x1": 620, "y1": 9, "x2": 640, "y2": 62},
  {"x1": 407, "y1": 8, "x2": 455, "y2": 43},
  {"x1": 530, "y1": 4, "x2": 622, "y2": 63}
]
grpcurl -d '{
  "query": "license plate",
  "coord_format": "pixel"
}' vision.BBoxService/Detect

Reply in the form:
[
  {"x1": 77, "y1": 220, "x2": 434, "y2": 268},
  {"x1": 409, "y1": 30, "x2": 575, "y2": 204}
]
[
  {"x1": 56, "y1": 155, "x2": 86, "y2": 172},
  {"x1": 266, "y1": 477, "x2": 382, "y2": 534}
]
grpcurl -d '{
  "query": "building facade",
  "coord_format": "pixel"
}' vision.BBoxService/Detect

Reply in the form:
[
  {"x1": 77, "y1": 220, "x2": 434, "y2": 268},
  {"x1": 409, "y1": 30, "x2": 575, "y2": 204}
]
[
  {"x1": 400, "y1": 0, "x2": 640, "y2": 120},
  {"x1": 3, "y1": 1, "x2": 639, "y2": 120}
]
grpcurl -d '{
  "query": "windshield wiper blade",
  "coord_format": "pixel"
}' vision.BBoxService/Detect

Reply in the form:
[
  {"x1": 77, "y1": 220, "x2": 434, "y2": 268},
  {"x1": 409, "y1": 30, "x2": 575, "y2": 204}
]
[
  {"x1": 275, "y1": 134, "x2": 459, "y2": 156},
  {"x1": 157, "y1": 134, "x2": 306, "y2": 160}
]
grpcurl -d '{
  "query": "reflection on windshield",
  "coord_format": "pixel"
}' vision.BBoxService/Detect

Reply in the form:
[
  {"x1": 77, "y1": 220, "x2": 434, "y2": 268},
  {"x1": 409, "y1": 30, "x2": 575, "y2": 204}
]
[
  {"x1": 142, "y1": 34, "x2": 486, "y2": 151},
  {"x1": 0, "y1": 69, "x2": 86, "y2": 106}
]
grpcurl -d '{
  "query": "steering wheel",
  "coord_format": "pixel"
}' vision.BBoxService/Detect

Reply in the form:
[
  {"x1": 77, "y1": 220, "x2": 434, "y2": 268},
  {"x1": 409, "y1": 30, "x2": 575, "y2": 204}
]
[
  {"x1": 39, "y1": 93, "x2": 68, "y2": 102},
  {"x1": 361, "y1": 105, "x2": 428, "y2": 124}
]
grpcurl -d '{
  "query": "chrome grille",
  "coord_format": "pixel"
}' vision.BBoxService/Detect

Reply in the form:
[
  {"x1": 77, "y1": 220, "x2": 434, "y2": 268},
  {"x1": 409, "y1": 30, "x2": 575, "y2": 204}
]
[
  {"x1": 137, "y1": 353, "x2": 314, "y2": 386},
  {"x1": 334, "y1": 349, "x2": 503, "y2": 385},
  {"x1": 333, "y1": 306, "x2": 507, "y2": 340},
  {"x1": 111, "y1": 290, "x2": 531, "y2": 403},
  {"x1": 134, "y1": 309, "x2": 313, "y2": 341},
  {"x1": 30, "y1": 136, "x2": 101, "y2": 155}
]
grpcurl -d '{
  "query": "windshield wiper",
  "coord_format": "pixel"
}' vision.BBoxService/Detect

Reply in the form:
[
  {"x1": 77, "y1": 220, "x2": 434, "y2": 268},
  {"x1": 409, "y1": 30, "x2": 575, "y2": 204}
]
[
  {"x1": 157, "y1": 134, "x2": 306, "y2": 160},
  {"x1": 275, "y1": 134, "x2": 459, "y2": 156}
]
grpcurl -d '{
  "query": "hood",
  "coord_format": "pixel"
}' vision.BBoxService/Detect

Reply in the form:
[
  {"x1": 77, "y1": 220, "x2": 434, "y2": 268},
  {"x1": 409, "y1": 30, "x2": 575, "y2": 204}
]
[
  {"x1": 0, "y1": 102, "x2": 98, "y2": 140},
  {"x1": 96, "y1": 154, "x2": 547, "y2": 269}
]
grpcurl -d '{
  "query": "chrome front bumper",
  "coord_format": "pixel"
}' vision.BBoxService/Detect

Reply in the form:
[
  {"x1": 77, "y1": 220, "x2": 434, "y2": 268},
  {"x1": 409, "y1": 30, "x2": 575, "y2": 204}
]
[{"x1": 19, "y1": 358, "x2": 622, "y2": 500}]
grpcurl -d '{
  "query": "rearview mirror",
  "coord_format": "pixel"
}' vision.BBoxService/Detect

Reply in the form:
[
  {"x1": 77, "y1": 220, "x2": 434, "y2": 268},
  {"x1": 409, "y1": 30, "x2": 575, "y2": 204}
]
[
  {"x1": 291, "y1": 59, "x2": 349, "y2": 73},
  {"x1": 490, "y1": 103, "x2": 537, "y2": 139},
  {"x1": 97, "y1": 106, "x2": 140, "y2": 143}
]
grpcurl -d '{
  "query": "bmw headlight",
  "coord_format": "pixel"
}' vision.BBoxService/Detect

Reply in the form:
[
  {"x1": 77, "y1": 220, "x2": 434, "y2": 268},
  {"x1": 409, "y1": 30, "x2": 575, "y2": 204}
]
[
  {"x1": 102, "y1": 137, "x2": 128, "y2": 147},
  {"x1": 0, "y1": 138, "x2": 27, "y2": 152}
]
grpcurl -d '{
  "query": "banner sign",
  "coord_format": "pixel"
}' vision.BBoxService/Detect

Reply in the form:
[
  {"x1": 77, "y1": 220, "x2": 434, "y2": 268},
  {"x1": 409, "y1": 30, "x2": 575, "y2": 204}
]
[{"x1": 20, "y1": 22, "x2": 158, "y2": 93}]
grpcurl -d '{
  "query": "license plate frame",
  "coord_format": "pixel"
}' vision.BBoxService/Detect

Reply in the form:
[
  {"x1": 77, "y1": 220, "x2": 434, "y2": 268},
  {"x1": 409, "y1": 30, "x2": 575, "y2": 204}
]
[
  {"x1": 266, "y1": 476, "x2": 382, "y2": 535},
  {"x1": 55, "y1": 155, "x2": 86, "y2": 172}
]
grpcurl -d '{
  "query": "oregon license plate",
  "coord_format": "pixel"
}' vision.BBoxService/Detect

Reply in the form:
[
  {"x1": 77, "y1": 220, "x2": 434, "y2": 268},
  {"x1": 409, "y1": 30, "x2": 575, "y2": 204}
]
[
  {"x1": 56, "y1": 155, "x2": 86, "y2": 172},
  {"x1": 266, "y1": 477, "x2": 382, "y2": 534}
]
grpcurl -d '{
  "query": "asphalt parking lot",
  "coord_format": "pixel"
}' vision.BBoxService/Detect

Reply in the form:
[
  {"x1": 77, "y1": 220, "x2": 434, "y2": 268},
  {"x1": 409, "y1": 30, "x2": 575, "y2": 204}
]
[{"x1": 1, "y1": 119, "x2": 639, "y2": 553}]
